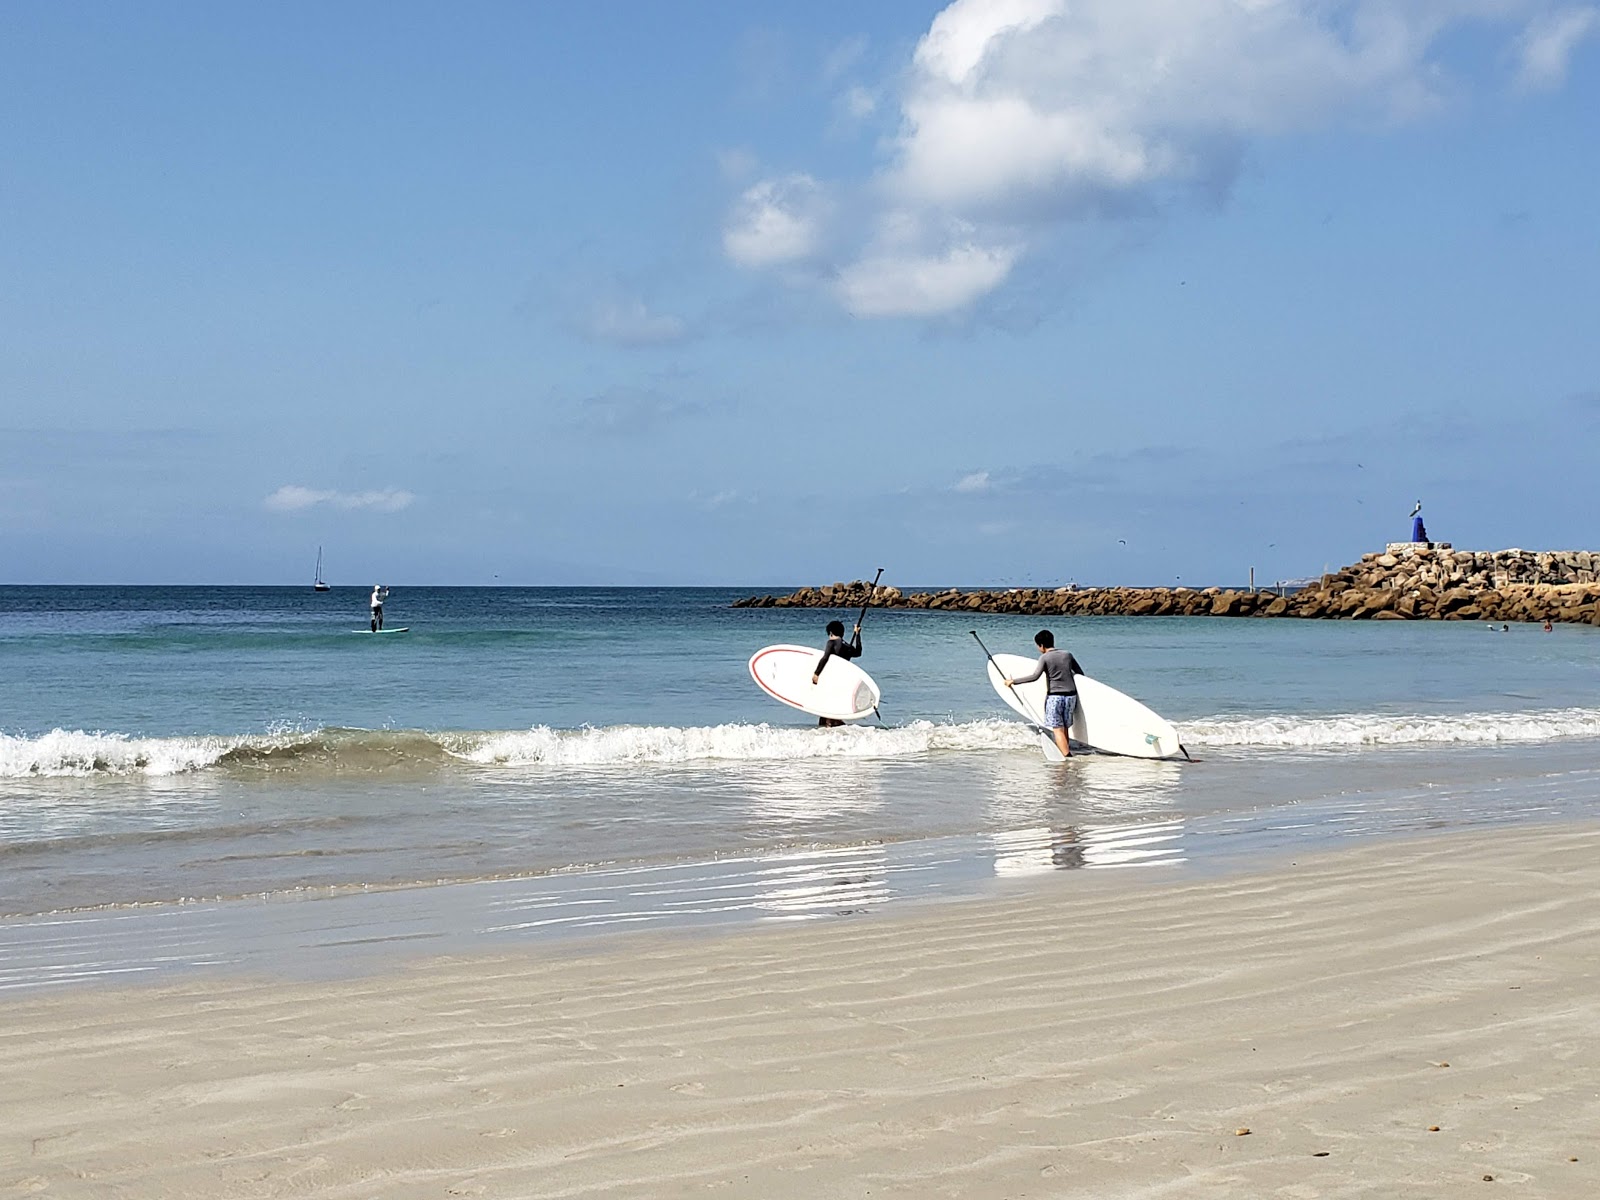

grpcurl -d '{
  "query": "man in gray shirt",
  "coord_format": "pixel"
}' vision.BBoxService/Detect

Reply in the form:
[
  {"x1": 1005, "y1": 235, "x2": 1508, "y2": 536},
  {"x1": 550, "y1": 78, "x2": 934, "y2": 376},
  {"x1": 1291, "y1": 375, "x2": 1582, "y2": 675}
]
[{"x1": 1004, "y1": 629, "x2": 1084, "y2": 758}]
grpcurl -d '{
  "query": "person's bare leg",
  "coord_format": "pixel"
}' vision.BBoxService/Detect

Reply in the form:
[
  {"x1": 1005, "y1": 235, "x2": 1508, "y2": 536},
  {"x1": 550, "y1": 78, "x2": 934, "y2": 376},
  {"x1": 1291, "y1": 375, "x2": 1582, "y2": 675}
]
[{"x1": 1053, "y1": 727, "x2": 1071, "y2": 757}]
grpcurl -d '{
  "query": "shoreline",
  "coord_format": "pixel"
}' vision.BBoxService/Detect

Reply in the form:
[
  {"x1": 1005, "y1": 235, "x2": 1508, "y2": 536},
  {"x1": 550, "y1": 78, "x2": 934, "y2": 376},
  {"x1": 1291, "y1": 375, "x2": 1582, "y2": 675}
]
[
  {"x1": 5, "y1": 821, "x2": 1599, "y2": 1197},
  {"x1": 7, "y1": 738, "x2": 1600, "y2": 985}
]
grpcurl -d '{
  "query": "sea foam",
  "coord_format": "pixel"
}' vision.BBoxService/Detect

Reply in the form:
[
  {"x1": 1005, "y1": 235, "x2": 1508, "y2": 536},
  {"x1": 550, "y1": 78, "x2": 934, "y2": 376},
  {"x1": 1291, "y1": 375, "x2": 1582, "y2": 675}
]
[
  {"x1": 1182, "y1": 707, "x2": 1600, "y2": 748},
  {"x1": 5, "y1": 706, "x2": 1600, "y2": 778}
]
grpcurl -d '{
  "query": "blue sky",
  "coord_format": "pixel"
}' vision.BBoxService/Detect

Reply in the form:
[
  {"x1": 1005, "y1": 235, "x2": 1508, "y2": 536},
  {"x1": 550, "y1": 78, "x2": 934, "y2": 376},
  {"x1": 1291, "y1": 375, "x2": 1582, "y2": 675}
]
[{"x1": 2, "y1": 0, "x2": 1596, "y2": 587}]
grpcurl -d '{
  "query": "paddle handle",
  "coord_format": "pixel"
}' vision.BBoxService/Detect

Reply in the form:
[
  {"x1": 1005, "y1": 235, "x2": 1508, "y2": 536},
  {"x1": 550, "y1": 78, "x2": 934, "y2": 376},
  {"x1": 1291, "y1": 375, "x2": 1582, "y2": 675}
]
[{"x1": 854, "y1": 567, "x2": 884, "y2": 632}]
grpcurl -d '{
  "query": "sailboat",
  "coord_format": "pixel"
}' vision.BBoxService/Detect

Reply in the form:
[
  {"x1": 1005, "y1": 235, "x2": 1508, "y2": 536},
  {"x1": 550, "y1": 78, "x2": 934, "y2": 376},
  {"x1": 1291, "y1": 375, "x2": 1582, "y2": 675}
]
[{"x1": 313, "y1": 547, "x2": 331, "y2": 592}]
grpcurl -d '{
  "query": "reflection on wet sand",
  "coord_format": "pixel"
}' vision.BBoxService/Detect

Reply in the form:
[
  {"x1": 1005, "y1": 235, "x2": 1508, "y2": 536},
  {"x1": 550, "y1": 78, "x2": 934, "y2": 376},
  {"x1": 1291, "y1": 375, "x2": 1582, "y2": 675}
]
[
  {"x1": 984, "y1": 751, "x2": 1187, "y2": 877},
  {"x1": 991, "y1": 821, "x2": 1187, "y2": 876},
  {"x1": 749, "y1": 844, "x2": 890, "y2": 920},
  {"x1": 982, "y1": 753, "x2": 1184, "y2": 829}
]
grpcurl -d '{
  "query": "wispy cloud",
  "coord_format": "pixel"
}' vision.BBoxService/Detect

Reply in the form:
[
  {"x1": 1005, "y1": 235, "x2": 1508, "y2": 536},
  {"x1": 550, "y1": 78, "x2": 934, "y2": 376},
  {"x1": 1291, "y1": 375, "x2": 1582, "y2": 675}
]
[
  {"x1": 566, "y1": 387, "x2": 711, "y2": 436},
  {"x1": 1513, "y1": 6, "x2": 1599, "y2": 89},
  {"x1": 690, "y1": 488, "x2": 750, "y2": 509},
  {"x1": 953, "y1": 470, "x2": 992, "y2": 493},
  {"x1": 264, "y1": 486, "x2": 415, "y2": 513},
  {"x1": 577, "y1": 297, "x2": 690, "y2": 347}
]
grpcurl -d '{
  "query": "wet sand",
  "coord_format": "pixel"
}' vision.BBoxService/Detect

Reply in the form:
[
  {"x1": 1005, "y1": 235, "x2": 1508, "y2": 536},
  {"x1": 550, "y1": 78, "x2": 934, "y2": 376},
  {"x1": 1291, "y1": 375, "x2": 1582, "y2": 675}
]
[{"x1": 4, "y1": 822, "x2": 1598, "y2": 1198}]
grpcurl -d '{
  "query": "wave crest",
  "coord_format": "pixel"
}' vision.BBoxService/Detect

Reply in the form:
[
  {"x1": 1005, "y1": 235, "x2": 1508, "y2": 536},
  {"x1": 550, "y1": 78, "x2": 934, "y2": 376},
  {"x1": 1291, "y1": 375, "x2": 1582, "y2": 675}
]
[
  {"x1": 5, "y1": 706, "x2": 1600, "y2": 778},
  {"x1": 442, "y1": 719, "x2": 1037, "y2": 766}
]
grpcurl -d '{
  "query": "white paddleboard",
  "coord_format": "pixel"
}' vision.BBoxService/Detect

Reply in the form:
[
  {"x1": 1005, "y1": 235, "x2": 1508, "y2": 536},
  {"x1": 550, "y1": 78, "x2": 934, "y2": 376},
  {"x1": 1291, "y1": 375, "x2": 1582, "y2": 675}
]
[
  {"x1": 985, "y1": 652, "x2": 1182, "y2": 760},
  {"x1": 353, "y1": 627, "x2": 410, "y2": 634},
  {"x1": 749, "y1": 644, "x2": 881, "y2": 722}
]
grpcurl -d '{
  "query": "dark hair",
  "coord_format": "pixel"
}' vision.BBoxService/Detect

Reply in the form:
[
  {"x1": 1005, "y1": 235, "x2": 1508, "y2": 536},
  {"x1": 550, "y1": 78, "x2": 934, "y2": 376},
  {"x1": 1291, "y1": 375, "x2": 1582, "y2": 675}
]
[
  {"x1": 1034, "y1": 629, "x2": 1055, "y2": 648},
  {"x1": 826, "y1": 619, "x2": 845, "y2": 637}
]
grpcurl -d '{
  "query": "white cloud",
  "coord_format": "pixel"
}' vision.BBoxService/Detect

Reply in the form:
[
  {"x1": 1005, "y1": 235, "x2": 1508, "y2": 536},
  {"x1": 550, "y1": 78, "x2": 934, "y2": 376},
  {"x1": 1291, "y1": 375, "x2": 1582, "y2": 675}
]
[
  {"x1": 1514, "y1": 6, "x2": 1599, "y2": 88},
  {"x1": 913, "y1": 0, "x2": 1062, "y2": 88},
  {"x1": 265, "y1": 486, "x2": 415, "y2": 513},
  {"x1": 884, "y1": 0, "x2": 1495, "y2": 220},
  {"x1": 837, "y1": 240, "x2": 1017, "y2": 317},
  {"x1": 954, "y1": 470, "x2": 992, "y2": 492},
  {"x1": 723, "y1": 174, "x2": 829, "y2": 267},
  {"x1": 725, "y1": 0, "x2": 1589, "y2": 319}
]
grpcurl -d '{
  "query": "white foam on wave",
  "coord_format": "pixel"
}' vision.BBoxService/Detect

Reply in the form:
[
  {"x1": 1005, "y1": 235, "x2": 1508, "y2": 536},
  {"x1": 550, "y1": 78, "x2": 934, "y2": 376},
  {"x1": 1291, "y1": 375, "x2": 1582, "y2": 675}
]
[
  {"x1": 1183, "y1": 707, "x2": 1600, "y2": 749},
  {"x1": 0, "y1": 729, "x2": 244, "y2": 778},
  {"x1": 444, "y1": 719, "x2": 1041, "y2": 767},
  {"x1": 8, "y1": 706, "x2": 1600, "y2": 777}
]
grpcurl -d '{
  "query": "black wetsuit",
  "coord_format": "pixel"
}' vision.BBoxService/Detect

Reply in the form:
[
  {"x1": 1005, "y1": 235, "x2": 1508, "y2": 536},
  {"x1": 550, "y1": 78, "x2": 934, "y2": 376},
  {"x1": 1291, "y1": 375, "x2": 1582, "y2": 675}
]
[
  {"x1": 814, "y1": 629, "x2": 862, "y2": 727},
  {"x1": 814, "y1": 630, "x2": 862, "y2": 677}
]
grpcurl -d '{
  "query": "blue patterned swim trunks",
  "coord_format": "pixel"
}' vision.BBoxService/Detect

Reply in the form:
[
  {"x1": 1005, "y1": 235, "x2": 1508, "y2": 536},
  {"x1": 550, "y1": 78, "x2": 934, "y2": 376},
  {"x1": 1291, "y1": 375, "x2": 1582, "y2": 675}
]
[{"x1": 1043, "y1": 693, "x2": 1077, "y2": 730}]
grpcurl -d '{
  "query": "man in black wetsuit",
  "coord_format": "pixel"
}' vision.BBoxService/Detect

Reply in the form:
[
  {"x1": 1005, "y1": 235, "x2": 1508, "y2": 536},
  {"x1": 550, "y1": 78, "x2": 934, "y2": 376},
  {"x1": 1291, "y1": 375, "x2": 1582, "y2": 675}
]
[
  {"x1": 811, "y1": 618, "x2": 862, "y2": 728},
  {"x1": 1004, "y1": 628, "x2": 1084, "y2": 757}
]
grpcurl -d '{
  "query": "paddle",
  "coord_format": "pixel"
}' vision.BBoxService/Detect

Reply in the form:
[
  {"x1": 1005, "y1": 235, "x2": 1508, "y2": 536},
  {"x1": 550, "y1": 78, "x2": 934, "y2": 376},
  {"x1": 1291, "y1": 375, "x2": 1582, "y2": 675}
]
[
  {"x1": 855, "y1": 567, "x2": 885, "y2": 632},
  {"x1": 857, "y1": 568, "x2": 885, "y2": 722},
  {"x1": 970, "y1": 630, "x2": 1067, "y2": 762}
]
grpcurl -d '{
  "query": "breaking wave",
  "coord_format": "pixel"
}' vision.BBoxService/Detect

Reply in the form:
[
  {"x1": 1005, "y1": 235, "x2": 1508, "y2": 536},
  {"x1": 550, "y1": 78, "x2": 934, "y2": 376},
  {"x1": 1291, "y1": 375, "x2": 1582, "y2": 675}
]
[
  {"x1": 0, "y1": 720, "x2": 1039, "y2": 778},
  {"x1": 4, "y1": 706, "x2": 1600, "y2": 778}
]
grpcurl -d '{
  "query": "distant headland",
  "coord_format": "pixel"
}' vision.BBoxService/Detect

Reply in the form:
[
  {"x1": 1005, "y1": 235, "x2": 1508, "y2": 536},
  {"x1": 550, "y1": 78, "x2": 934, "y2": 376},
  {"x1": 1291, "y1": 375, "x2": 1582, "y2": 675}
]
[{"x1": 733, "y1": 545, "x2": 1600, "y2": 625}]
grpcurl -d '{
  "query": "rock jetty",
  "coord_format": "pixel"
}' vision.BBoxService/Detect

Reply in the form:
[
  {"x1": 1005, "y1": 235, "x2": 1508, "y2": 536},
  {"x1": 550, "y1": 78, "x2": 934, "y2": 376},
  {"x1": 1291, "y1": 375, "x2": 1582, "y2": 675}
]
[{"x1": 732, "y1": 545, "x2": 1600, "y2": 625}]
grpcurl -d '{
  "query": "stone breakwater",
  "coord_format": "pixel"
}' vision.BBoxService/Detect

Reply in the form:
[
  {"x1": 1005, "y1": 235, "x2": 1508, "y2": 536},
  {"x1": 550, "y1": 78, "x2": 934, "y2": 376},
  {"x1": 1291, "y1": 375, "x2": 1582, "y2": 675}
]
[{"x1": 732, "y1": 546, "x2": 1600, "y2": 625}]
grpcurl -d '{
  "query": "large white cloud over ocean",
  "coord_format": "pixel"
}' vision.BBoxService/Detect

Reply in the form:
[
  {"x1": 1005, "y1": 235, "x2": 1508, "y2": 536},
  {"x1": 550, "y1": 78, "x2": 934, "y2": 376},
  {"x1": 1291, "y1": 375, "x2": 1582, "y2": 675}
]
[{"x1": 725, "y1": 0, "x2": 1600, "y2": 317}]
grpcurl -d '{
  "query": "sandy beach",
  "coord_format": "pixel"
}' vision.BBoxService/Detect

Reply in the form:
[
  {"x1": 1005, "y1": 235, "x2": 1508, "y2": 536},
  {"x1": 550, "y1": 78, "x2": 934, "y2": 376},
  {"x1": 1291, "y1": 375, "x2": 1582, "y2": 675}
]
[{"x1": 5, "y1": 823, "x2": 1599, "y2": 1199}]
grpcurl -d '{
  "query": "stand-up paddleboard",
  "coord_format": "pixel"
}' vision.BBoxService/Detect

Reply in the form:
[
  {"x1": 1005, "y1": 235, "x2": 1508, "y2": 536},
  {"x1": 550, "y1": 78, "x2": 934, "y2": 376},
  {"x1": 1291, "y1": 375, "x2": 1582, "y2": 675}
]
[
  {"x1": 352, "y1": 627, "x2": 410, "y2": 634},
  {"x1": 749, "y1": 644, "x2": 881, "y2": 723},
  {"x1": 984, "y1": 652, "x2": 1182, "y2": 760}
]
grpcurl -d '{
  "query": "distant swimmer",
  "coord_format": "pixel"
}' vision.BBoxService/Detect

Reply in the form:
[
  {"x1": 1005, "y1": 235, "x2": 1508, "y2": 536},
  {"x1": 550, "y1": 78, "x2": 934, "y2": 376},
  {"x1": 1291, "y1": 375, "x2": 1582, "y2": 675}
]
[
  {"x1": 1004, "y1": 629, "x2": 1085, "y2": 759},
  {"x1": 1544, "y1": 619, "x2": 1554, "y2": 632},
  {"x1": 370, "y1": 584, "x2": 390, "y2": 632},
  {"x1": 811, "y1": 617, "x2": 861, "y2": 728}
]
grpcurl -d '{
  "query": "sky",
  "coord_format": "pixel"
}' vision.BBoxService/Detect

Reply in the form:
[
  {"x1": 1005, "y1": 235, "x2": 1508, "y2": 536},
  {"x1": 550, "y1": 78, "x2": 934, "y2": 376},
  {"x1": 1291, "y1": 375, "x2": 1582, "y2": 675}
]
[{"x1": 1, "y1": 0, "x2": 1596, "y2": 588}]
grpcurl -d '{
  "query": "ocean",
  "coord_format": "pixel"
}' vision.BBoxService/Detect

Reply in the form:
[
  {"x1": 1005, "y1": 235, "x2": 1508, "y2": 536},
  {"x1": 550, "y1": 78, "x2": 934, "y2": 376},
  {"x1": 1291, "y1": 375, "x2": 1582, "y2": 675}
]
[{"x1": 3, "y1": 585, "x2": 1599, "y2": 989}]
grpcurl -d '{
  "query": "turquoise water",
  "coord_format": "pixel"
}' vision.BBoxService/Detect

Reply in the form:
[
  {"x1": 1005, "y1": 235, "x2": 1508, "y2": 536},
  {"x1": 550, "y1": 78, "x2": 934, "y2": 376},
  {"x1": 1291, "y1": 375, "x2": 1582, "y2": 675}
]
[
  {"x1": 2, "y1": 584, "x2": 1599, "y2": 984},
  {"x1": 6, "y1": 585, "x2": 1598, "y2": 735}
]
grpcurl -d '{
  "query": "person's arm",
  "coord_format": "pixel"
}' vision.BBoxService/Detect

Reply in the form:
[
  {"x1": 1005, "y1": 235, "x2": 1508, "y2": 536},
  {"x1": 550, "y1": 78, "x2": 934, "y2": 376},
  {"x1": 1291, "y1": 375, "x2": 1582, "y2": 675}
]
[
  {"x1": 1067, "y1": 652, "x2": 1084, "y2": 677},
  {"x1": 1008, "y1": 657, "x2": 1046, "y2": 686},
  {"x1": 812, "y1": 640, "x2": 837, "y2": 683},
  {"x1": 840, "y1": 625, "x2": 862, "y2": 659}
]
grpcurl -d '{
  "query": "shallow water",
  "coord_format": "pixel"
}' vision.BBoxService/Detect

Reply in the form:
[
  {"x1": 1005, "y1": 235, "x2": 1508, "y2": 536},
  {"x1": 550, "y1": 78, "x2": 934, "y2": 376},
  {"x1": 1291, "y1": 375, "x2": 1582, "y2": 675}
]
[{"x1": 2, "y1": 585, "x2": 1597, "y2": 955}]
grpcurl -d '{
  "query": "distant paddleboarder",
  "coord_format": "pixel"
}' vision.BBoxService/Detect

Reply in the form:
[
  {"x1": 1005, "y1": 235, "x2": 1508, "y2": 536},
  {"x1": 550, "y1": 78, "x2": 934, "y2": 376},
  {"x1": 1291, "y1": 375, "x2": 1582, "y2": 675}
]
[
  {"x1": 369, "y1": 584, "x2": 390, "y2": 632},
  {"x1": 1003, "y1": 629, "x2": 1085, "y2": 759},
  {"x1": 811, "y1": 618, "x2": 862, "y2": 728}
]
